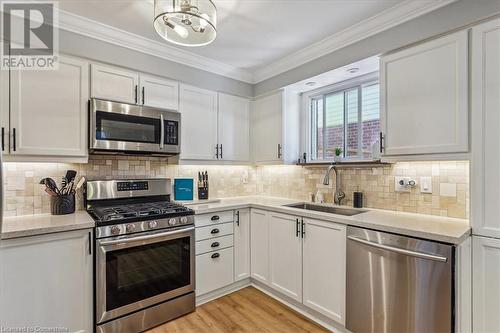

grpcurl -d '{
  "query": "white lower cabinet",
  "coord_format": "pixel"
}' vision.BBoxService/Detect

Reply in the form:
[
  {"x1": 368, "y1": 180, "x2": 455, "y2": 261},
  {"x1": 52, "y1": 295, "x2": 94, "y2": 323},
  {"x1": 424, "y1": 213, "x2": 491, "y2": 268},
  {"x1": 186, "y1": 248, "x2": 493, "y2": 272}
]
[
  {"x1": 269, "y1": 212, "x2": 302, "y2": 301},
  {"x1": 196, "y1": 247, "x2": 234, "y2": 296},
  {"x1": 234, "y1": 209, "x2": 251, "y2": 281},
  {"x1": 250, "y1": 209, "x2": 270, "y2": 284},
  {"x1": 0, "y1": 229, "x2": 93, "y2": 333},
  {"x1": 473, "y1": 235, "x2": 500, "y2": 332},
  {"x1": 303, "y1": 218, "x2": 346, "y2": 324},
  {"x1": 195, "y1": 211, "x2": 235, "y2": 296}
]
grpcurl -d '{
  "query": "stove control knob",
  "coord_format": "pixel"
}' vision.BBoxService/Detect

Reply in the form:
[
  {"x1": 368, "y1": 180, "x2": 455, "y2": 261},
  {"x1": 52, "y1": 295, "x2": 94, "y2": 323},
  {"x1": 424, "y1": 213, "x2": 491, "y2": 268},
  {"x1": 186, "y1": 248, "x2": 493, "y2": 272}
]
[
  {"x1": 148, "y1": 221, "x2": 158, "y2": 229},
  {"x1": 110, "y1": 226, "x2": 121, "y2": 235},
  {"x1": 126, "y1": 224, "x2": 136, "y2": 233},
  {"x1": 180, "y1": 216, "x2": 188, "y2": 224},
  {"x1": 168, "y1": 218, "x2": 177, "y2": 226}
]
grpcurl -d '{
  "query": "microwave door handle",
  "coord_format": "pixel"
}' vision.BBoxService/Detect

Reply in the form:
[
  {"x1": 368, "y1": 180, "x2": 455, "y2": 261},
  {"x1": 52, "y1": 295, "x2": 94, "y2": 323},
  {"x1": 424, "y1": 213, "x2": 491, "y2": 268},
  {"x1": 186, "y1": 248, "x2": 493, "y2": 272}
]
[{"x1": 160, "y1": 113, "x2": 165, "y2": 149}]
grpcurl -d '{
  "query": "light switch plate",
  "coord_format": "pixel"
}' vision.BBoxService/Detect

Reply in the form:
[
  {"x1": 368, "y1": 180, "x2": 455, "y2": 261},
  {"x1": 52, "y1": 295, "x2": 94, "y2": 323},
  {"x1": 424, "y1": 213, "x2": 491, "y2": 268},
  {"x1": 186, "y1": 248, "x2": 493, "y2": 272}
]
[
  {"x1": 395, "y1": 176, "x2": 411, "y2": 192},
  {"x1": 420, "y1": 176, "x2": 432, "y2": 193}
]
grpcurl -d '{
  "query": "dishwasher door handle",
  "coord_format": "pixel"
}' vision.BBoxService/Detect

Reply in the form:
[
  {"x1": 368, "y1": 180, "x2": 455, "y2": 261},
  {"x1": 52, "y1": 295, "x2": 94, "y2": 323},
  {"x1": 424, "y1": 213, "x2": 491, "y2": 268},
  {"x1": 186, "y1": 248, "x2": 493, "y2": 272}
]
[{"x1": 347, "y1": 235, "x2": 448, "y2": 263}]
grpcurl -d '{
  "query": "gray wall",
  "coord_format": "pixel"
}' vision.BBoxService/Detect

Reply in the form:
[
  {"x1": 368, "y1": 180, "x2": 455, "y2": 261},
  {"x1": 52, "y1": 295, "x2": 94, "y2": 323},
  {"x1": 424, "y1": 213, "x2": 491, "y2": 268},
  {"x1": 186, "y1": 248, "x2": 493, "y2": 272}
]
[
  {"x1": 254, "y1": 0, "x2": 500, "y2": 96},
  {"x1": 58, "y1": 30, "x2": 253, "y2": 98}
]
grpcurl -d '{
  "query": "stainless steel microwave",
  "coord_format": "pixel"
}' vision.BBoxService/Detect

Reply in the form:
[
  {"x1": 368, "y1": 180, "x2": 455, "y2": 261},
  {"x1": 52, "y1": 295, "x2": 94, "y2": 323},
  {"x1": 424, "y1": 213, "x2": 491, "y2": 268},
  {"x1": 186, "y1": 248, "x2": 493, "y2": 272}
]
[{"x1": 89, "y1": 98, "x2": 181, "y2": 156}]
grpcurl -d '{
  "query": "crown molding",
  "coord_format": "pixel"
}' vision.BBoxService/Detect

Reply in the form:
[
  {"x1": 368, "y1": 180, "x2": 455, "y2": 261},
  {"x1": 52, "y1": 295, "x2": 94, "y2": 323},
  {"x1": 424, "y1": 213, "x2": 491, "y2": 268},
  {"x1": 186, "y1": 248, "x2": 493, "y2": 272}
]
[
  {"x1": 252, "y1": 0, "x2": 457, "y2": 83},
  {"x1": 56, "y1": 9, "x2": 254, "y2": 83}
]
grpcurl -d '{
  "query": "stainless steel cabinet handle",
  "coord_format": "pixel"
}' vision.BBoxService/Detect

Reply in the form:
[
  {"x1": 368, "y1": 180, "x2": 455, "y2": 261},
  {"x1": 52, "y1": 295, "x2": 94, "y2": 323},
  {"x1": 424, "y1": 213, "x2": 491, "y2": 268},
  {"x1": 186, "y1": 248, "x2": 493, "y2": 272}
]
[
  {"x1": 215, "y1": 144, "x2": 219, "y2": 159},
  {"x1": 99, "y1": 227, "x2": 194, "y2": 246},
  {"x1": 296, "y1": 218, "x2": 300, "y2": 237},
  {"x1": 12, "y1": 128, "x2": 16, "y2": 151},
  {"x1": 1, "y1": 127, "x2": 4, "y2": 151},
  {"x1": 301, "y1": 218, "x2": 305, "y2": 238},
  {"x1": 220, "y1": 144, "x2": 223, "y2": 159},
  {"x1": 142, "y1": 86, "x2": 145, "y2": 105},
  {"x1": 277, "y1": 144, "x2": 282, "y2": 159},
  {"x1": 160, "y1": 113, "x2": 165, "y2": 149},
  {"x1": 235, "y1": 211, "x2": 240, "y2": 226},
  {"x1": 379, "y1": 132, "x2": 384, "y2": 153},
  {"x1": 88, "y1": 232, "x2": 92, "y2": 255},
  {"x1": 347, "y1": 236, "x2": 448, "y2": 262},
  {"x1": 135, "y1": 85, "x2": 138, "y2": 104}
]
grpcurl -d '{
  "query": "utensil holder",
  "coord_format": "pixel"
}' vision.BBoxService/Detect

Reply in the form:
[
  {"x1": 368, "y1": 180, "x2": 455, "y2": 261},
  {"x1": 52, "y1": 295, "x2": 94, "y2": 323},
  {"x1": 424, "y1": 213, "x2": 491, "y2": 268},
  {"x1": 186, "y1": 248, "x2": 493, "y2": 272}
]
[
  {"x1": 50, "y1": 194, "x2": 75, "y2": 215},
  {"x1": 198, "y1": 187, "x2": 209, "y2": 200}
]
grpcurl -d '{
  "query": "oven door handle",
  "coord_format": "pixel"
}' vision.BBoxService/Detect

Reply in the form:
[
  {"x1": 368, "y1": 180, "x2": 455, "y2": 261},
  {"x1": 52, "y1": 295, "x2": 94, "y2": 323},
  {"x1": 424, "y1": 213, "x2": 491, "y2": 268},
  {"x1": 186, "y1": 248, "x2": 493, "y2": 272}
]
[
  {"x1": 99, "y1": 226, "x2": 194, "y2": 246},
  {"x1": 160, "y1": 113, "x2": 165, "y2": 150}
]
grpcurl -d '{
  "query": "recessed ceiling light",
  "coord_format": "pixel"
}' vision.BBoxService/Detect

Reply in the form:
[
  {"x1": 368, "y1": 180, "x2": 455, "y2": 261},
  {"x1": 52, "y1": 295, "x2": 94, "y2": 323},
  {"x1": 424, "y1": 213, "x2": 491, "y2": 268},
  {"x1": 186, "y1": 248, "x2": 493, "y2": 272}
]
[
  {"x1": 347, "y1": 67, "x2": 360, "y2": 74},
  {"x1": 305, "y1": 81, "x2": 316, "y2": 86}
]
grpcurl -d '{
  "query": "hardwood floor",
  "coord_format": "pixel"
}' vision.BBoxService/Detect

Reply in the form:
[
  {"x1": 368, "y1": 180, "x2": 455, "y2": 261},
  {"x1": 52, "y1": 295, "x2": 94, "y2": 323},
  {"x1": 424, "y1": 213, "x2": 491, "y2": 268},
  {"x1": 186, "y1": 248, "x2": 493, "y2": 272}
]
[{"x1": 148, "y1": 287, "x2": 330, "y2": 333}]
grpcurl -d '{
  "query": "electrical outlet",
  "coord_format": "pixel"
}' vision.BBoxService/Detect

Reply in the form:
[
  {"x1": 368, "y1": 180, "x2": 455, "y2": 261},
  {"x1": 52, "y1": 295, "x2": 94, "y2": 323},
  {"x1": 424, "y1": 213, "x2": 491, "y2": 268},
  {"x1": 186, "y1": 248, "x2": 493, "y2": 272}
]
[
  {"x1": 420, "y1": 176, "x2": 432, "y2": 193},
  {"x1": 395, "y1": 176, "x2": 412, "y2": 192}
]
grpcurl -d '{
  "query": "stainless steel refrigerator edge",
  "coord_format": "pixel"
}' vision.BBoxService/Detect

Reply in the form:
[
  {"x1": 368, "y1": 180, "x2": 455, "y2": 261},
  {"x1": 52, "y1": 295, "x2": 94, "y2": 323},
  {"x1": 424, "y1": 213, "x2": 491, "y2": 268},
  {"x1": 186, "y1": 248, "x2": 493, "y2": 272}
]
[{"x1": 346, "y1": 226, "x2": 454, "y2": 333}]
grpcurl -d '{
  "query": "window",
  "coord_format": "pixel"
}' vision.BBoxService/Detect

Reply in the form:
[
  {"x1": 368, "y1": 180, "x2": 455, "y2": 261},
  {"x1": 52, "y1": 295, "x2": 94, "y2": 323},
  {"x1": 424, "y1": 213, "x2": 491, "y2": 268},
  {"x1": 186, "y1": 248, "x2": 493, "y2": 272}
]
[{"x1": 309, "y1": 80, "x2": 380, "y2": 161}]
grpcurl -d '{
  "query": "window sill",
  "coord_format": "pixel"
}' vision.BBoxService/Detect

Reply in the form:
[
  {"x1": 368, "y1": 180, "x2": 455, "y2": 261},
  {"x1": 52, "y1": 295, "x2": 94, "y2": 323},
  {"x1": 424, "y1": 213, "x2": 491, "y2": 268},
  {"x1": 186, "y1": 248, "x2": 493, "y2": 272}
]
[{"x1": 296, "y1": 159, "x2": 391, "y2": 168}]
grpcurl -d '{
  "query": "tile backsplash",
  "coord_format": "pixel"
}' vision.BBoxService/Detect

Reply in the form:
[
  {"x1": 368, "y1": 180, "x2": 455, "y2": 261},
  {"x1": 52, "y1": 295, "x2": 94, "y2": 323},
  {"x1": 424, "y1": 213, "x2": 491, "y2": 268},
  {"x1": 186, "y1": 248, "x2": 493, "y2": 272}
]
[{"x1": 3, "y1": 156, "x2": 469, "y2": 219}]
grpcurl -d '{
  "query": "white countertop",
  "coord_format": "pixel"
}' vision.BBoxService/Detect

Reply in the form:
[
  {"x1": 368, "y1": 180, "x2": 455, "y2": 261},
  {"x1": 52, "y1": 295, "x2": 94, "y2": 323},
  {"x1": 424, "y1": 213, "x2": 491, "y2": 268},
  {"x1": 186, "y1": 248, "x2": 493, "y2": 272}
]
[
  {"x1": 189, "y1": 196, "x2": 471, "y2": 244},
  {"x1": 1, "y1": 210, "x2": 95, "y2": 240}
]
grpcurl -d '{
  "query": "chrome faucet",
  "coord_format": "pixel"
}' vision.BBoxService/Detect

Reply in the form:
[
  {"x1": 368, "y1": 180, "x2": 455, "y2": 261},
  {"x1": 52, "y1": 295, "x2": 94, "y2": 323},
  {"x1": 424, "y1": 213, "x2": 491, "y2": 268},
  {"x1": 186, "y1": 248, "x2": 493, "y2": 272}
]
[{"x1": 323, "y1": 164, "x2": 346, "y2": 205}]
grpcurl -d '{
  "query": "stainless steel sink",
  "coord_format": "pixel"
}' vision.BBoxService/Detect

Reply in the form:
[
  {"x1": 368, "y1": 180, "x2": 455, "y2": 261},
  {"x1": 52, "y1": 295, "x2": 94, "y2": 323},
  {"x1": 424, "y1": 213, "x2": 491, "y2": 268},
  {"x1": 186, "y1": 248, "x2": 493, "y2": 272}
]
[{"x1": 285, "y1": 203, "x2": 366, "y2": 216}]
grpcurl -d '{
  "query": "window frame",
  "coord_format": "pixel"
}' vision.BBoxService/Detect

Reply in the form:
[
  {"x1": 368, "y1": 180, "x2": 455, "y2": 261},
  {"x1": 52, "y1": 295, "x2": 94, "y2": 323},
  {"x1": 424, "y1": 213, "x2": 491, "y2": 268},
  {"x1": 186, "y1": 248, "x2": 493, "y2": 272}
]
[{"x1": 302, "y1": 72, "x2": 379, "y2": 163}]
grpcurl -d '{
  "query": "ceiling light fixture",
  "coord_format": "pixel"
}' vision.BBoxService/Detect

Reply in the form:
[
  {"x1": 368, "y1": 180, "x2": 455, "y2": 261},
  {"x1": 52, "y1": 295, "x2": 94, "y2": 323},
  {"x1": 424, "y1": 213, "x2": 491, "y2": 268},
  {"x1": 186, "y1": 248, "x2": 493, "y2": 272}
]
[{"x1": 154, "y1": 0, "x2": 217, "y2": 47}]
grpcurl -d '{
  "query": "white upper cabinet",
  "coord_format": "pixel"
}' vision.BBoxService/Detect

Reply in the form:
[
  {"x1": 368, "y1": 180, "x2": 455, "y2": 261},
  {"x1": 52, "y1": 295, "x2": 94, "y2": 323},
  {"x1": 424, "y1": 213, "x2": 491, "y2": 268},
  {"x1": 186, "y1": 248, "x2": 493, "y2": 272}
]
[
  {"x1": 218, "y1": 93, "x2": 250, "y2": 161},
  {"x1": 234, "y1": 209, "x2": 251, "y2": 281},
  {"x1": 302, "y1": 218, "x2": 346, "y2": 324},
  {"x1": 91, "y1": 64, "x2": 139, "y2": 104},
  {"x1": 250, "y1": 209, "x2": 270, "y2": 284},
  {"x1": 139, "y1": 75, "x2": 179, "y2": 110},
  {"x1": 0, "y1": 229, "x2": 93, "y2": 333},
  {"x1": 473, "y1": 236, "x2": 500, "y2": 333},
  {"x1": 9, "y1": 55, "x2": 89, "y2": 157},
  {"x1": 179, "y1": 84, "x2": 218, "y2": 160},
  {"x1": 380, "y1": 30, "x2": 469, "y2": 156},
  {"x1": 471, "y1": 17, "x2": 500, "y2": 238},
  {"x1": 0, "y1": 41, "x2": 8, "y2": 155},
  {"x1": 268, "y1": 212, "x2": 302, "y2": 302},
  {"x1": 251, "y1": 91, "x2": 284, "y2": 163}
]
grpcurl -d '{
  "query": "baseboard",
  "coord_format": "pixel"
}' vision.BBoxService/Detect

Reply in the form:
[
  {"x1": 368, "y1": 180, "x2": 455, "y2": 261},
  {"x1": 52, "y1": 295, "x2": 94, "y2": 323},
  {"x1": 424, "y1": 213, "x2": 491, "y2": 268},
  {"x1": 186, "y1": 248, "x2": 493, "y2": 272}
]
[
  {"x1": 195, "y1": 278, "x2": 348, "y2": 333},
  {"x1": 195, "y1": 278, "x2": 251, "y2": 306}
]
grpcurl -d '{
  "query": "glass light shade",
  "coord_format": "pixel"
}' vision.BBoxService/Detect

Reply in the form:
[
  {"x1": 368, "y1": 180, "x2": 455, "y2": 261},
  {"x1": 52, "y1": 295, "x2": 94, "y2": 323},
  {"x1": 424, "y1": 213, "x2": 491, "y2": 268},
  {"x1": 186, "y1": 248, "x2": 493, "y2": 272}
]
[{"x1": 154, "y1": 0, "x2": 217, "y2": 47}]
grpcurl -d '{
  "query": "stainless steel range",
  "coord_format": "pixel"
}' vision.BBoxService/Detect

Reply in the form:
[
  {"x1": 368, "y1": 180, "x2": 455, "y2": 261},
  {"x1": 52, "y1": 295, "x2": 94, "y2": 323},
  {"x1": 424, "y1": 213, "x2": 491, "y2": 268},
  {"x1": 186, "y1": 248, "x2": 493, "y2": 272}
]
[{"x1": 85, "y1": 179, "x2": 195, "y2": 333}]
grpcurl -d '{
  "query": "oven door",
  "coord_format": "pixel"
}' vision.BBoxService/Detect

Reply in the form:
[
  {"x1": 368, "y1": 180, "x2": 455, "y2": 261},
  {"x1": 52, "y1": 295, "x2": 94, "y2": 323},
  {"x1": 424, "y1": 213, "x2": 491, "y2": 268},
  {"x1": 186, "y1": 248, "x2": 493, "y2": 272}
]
[
  {"x1": 90, "y1": 98, "x2": 181, "y2": 155},
  {"x1": 96, "y1": 226, "x2": 194, "y2": 324}
]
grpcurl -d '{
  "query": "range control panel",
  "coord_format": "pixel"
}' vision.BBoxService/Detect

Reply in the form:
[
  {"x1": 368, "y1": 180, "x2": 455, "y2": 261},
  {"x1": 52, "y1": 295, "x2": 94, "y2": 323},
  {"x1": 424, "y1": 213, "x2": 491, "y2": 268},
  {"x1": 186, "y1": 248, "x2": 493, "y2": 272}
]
[{"x1": 117, "y1": 181, "x2": 149, "y2": 191}]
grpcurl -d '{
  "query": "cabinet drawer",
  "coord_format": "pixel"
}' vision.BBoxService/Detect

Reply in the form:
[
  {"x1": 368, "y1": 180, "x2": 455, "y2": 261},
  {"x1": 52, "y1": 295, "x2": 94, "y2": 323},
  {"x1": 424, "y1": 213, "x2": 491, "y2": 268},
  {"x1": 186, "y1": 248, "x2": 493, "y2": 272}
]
[
  {"x1": 196, "y1": 235, "x2": 233, "y2": 255},
  {"x1": 196, "y1": 222, "x2": 233, "y2": 241},
  {"x1": 196, "y1": 247, "x2": 234, "y2": 296},
  {"x1": 195, "y1": 211, "x2": 234, "y2": 227}
]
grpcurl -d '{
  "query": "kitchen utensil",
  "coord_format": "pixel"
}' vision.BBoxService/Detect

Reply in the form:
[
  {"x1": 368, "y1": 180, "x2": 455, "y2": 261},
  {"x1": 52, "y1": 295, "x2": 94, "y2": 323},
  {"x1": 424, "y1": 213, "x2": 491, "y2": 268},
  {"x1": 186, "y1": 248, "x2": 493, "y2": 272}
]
[
  {"x1": 41, "y1": 178, "x2": 60, "y2": 195},
  {"x1": 44, "y1": 187, "x2": 58, "y2": 197},
  {"x1": 65, "y1": 170, "x2": 77, "y2": 182},
  {"x1": 75, "y1": 176, "x2": 86, "y2": 192}
]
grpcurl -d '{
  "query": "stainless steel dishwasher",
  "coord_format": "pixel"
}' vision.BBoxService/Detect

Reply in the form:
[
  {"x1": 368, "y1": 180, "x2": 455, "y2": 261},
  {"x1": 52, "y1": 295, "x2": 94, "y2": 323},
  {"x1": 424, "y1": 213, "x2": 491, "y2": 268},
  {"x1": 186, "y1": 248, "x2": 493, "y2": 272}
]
[{"x1": 346, "y1": 226, "x2": 455, "y2": 333}]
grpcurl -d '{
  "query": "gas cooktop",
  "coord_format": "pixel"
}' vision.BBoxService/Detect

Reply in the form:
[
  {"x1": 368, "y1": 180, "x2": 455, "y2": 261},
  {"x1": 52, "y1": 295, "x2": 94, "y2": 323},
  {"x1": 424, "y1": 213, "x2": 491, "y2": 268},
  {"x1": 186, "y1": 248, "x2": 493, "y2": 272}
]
[{"x1": 89, "y1": 201, "x2": 193, "y2": 223}]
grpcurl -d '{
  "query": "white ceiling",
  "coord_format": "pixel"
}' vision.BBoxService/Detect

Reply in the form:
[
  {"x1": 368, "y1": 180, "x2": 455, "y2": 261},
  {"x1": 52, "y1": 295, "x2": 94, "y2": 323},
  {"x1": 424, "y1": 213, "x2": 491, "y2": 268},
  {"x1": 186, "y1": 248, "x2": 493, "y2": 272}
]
[{"x1": 58, "y1": 0, "x2": 402, "y2": 71}]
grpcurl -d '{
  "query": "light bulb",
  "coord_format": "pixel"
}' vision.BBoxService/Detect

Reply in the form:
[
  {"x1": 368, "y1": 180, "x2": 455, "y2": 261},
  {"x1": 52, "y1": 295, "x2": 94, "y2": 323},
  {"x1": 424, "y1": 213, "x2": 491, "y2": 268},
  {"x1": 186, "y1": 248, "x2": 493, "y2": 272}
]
[
  {"x1": 174, "y1": 24, "x2": 189, "y2": 38},
  {"x1": 200, "y1": 13, "x2": 209, "y2": 28}
]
